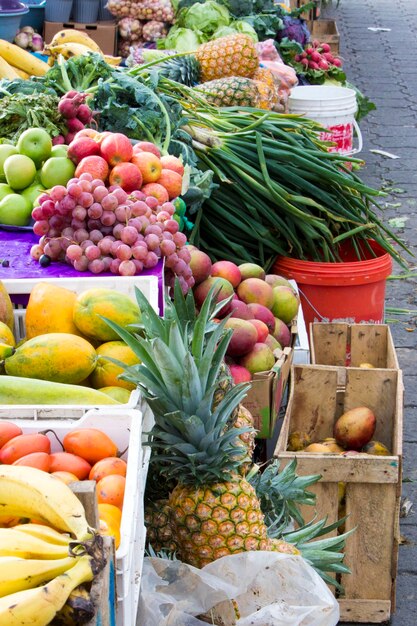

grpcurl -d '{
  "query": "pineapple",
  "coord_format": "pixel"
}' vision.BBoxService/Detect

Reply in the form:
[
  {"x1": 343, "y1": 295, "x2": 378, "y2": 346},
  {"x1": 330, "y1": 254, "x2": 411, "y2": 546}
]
[
  {"x1": 108, "y1": 281, "x2": 269, "y2": 568},
  {"x1": 154, "y1": 55, "x2": 201, "y2": 87},
  {"x1": 194, "y1": 34, "x2": 259, "y2": 82},
  {"x1": 195, "y1": 76, "x2": 268, "y2": 109},
  {"x1": 252, "y1": 67, "x2": 281, "y2": 110},
  {"x1": 144, "y1": 499, "x2": 178, "y2": 554}
]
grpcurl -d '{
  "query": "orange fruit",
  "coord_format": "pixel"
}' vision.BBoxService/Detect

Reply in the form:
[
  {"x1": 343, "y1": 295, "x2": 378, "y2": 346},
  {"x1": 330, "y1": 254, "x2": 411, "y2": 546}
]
[
  {"x1": 89, "y1": 457, "x2": 127, "y2": 482},
  {"x1": 96, "y1": 474, "x2": 126, "y2": 510},
  {"x1": 51, "y1": 471, "x2": 80, "y2": 485}
]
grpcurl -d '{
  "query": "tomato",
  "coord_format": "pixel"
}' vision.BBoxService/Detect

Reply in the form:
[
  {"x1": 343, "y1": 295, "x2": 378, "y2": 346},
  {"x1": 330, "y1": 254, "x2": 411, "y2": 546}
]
[
  {"x1": 89, "y1": 457, "x2": 127, "y2": 482},
  {"x1": 51, "y1": 471, "x2": 80, "y2": 485},
  {"x1": 12, "y1": 452, "x2": 51, "y2": 472},
  {"x1": 96, "y1": 475, "x2": 126, "y2": 510},
  {"x1": 63, "y1": 428, "x2": 118, "y2": 465},
  {"x1": 0, "y1": 421, "x2": 23, "y2": 448},
  {"x1": 0, "y1": 433, "x2": 51, "y2": 464},
  {"x1": 49, "y1": 452, "x2": 91, "y2": 480}
]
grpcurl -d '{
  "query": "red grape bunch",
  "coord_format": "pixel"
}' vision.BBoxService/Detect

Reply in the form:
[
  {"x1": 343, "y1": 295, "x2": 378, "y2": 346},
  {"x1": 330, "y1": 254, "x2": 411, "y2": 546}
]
[{"x1": 30, "y1": 173, "x2": 195, "y2": 293}]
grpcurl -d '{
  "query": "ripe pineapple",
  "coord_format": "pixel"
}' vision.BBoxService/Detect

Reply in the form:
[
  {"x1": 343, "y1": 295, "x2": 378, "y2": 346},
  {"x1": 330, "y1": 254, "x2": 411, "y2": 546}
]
[
  {"x1": 155, "y1": 55, "x2": 201, "y2": 87},
  {"x1": 195, "y1": 76, "x2": 267, "y2": 109},
  {"x1": 144, "y1": 499, "x2": 178, "y2": 554},
  {"x1": 194, "y1": 34, "x2": 259, "y2": 82}
]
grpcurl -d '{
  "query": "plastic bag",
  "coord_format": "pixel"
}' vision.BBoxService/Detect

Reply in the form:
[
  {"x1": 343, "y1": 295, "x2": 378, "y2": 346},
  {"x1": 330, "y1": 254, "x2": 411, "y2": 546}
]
[
  {"x1": 106, "y1": 0, "x2": 175, "y2": 23},
  {"x1": 138, "y1": 551, "x2": 340, "y2": 626}
]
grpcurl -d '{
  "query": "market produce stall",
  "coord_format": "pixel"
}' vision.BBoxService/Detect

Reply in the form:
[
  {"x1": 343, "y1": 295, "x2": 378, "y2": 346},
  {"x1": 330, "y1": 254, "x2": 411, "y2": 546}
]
[{"x1": 0, "y1": 2, "x2": 408, "y2": 624}]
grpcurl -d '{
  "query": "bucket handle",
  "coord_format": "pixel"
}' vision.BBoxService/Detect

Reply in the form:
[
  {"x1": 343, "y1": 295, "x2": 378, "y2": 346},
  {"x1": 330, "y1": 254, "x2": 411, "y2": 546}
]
[{"x1": 349, "y1": 119, "x2": 363, "y2": 155}]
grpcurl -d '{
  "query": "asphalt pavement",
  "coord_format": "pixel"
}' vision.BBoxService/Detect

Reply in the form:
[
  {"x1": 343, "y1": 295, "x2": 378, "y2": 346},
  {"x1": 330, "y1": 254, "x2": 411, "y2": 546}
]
[{"x1": 321, "y1": 0, "x2": 417, "y2": 623}]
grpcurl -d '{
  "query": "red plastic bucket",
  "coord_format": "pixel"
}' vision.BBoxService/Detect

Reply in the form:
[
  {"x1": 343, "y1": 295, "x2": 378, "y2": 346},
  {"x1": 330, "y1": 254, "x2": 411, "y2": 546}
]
[{"x1": 273, "y1": 240, "x2": 392, "y2": 330}]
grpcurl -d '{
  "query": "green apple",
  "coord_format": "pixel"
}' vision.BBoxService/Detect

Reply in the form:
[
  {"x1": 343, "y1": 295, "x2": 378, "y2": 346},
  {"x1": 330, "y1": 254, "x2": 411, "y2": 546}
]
[
  {"x1": 16, "y1": 128, "x2": 52, "y2": 169},
  {"x1": 21, "y1": 182, "x2": 45, "y2": 211},
  {"x1": 0, "y1": 193, "x2": 32, "y2": 226},
  {"x1": 51, "y1": 145, "x2": 69, "y2": 158},
  {"x1": 40, "y1": 157, "x2": 75, "y2": 188},
  {"x1": 0, "y1": 183, "x2": 13, "y2": 202},
  {"x1": 0, "y1": 144, "x2": 18, "y2": 182},
  {"x1": 3, "y1": 154, "x2": 36, "y2": 191}
]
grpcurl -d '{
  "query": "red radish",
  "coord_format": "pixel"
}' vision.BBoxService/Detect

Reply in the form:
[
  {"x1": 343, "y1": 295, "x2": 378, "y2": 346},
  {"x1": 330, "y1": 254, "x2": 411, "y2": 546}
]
[
  {"x1": 310, "y1": 51, "x2": 321, "y2": 62},
  {"x1": 64, "y1": 132, "x2": 76, "y2": 144},
  {"x1": 318, "y1": 60, "x2": 329, "y2": 70},
  {"x1": 58, "y1": 98, "x2": 77, "y2": 119},
  {"x1": 309, "y1": 61, "x2": 319, "y2": 70},
  {"x1": 305, "y1": 47, "x2": 314, "y2": 55},
  {"x1": 321, "y1": 43, "x2": 331, "y2": 53},
  {"x1": 77, "y1": 104, "x2": 93, "y2": 124},
  {"x1": 301, "y1": 59, "x2": 309, "y2": 67},
  {"x1": 66, "y1": 118, "x2": 85, "y2": 133},
  {"x1": 52, "y1": 135, "x2": 65, "y2": 145},
  {"x1": 323, "y1": 52, "x2": 335, "y2": 62},
  {"x1": 332, "y1": 58, "x2": 342, "y2": 67}
]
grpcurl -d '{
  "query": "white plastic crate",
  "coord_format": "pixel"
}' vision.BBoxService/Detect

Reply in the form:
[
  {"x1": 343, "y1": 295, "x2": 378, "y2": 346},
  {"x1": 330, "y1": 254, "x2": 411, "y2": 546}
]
[
  {"x1": 5, "y1": 274, "x2": 160, "y2": 314},
  {"x1": 4, "y1": 407, "x2": 144, "y2": 626},
  {"x1": 289, "y1": 279, "x2": 310, "y2": 364}
]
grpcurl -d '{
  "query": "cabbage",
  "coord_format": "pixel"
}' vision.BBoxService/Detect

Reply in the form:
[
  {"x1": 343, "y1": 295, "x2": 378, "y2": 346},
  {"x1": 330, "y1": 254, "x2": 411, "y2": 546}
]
[
  {"x1": 180, "y1": 1, "x2": 231, "y2": 36},
  {"x1": 276, "y1": 16, "x2": 310, "y2": 46},
  {"x1": 212, "y1": 26, "x2": 238, "y2": 39},
  {"x1": 163, "y1": 27, "x2": 204, "y2": 52},
  {"x1": 232, "y1": 19, "x2": 258, "y2": 41}
]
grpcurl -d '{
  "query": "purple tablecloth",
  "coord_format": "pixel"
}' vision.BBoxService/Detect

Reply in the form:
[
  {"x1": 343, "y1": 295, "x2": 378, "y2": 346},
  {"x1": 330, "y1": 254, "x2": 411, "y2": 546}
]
[{"x1": 0, "y1": 230, "x2": 165, "y2": 314}]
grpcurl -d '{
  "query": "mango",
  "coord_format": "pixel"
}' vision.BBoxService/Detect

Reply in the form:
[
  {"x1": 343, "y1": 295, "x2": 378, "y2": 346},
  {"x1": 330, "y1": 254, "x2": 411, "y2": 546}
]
[{"x1": 334, "y1": 406, "x2": 376, "y2": 450}]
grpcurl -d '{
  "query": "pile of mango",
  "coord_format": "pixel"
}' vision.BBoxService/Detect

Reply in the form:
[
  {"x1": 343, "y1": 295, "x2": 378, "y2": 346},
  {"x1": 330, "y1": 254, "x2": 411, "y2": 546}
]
[{"x1": 0, "y1": 281, "x2": 142, "y2": 405}]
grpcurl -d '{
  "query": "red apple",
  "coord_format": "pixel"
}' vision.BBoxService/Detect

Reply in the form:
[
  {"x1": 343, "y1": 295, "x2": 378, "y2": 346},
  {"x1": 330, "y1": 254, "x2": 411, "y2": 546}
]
[
  {"x1": 97, "y1": 131, "x2": 113, "y2": 144},
  {"x1": 133, "y1": 142, "x2": 161, "y2": 158},
  {"x1": 141, "y1": 182, "x2": 169, "y2": 204},
  {"x1": 75, "y1": 155, "x2": 109, "y2": 182},
  {"x1": 131, "y1": 151, "x2": 162, "y2": 184},
  {"x1": 156, "y1": 169, "x2": 183, "y2": 199},
  {"x1": 74, "y1": 129, "x2": 100, "y2": 141},
  {"x1": 67, "y1": 137, "x2": 100, "y2": 164},
  {"x1": 109, "y1": 162, "x2": 142, "y2": 192},
  {"x1": 100, "y1": 133, "x2": 133, "y2": 166},
  {"x1": 160, "y1": 155, "x2": 185, "y2": 176}
]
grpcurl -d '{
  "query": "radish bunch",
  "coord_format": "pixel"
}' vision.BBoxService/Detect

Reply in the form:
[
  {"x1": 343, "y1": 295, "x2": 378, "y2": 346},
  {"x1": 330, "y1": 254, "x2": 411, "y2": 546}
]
[
  {"x1": 55, "y1": 92, "x2": 96, "y2": 146},
  {"x1": 295, "y1": 41, "x2": 342, "y2": 72}
]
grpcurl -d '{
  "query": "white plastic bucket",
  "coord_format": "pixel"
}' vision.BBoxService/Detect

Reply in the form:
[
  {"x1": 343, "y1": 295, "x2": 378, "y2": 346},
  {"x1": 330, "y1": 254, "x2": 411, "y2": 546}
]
[{"x1": 288, "y1": 85, "x2": 362, "y2": 156}]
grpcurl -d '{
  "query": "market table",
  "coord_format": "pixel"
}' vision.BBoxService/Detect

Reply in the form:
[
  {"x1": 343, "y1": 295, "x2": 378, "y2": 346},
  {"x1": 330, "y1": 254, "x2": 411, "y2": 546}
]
[{"x1": 0, "y1": 230, "x2": 165, "y2": 313}]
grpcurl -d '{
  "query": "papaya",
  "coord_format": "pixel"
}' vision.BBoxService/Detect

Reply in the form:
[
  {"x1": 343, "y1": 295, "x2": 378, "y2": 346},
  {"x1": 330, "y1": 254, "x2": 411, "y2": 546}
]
[
  {"x1": 25, "y1": 282, "x2": 83, "y2": 339},
  {"x1": 90, "y1": 341, "x2": 140, "y2": 391},
  {"x1": 0, "y1": 320, "x2": 15, "y2": 347},
  {"x1": 0, "y1": 376, "x2": 120, "y2": 405},
  {"x1": 73, "y1": 289, "x2": 141, "y2": 343},
  {"x1": 98, "y1": 387, "x2": 132, "y2": 403},
  {"x1": 5, "y1": 333, "x2": 97, "y2": 384},
  {"x1": 0, "y1": 281, "x2": 13, "y2": 332}
]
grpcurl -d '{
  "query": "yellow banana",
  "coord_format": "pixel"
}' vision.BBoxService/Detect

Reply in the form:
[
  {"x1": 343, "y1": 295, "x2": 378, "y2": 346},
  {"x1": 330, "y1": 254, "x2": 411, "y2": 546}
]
[
  {"x1": 49, "y1": 29, "x2": 103, "y2": 55},
  {"x1": 0, "y1": 555, "x2": 78, "y2": 597},
  {"x1": 0, "y1": 466, "x2": 92, "y2": 541},
  {"x1": 0, "y1": 56, "x2": 20, "y2": 80},
  {"x1": 0, "y1": 40, "x2": 49, "y2": 76},
  {"x1": 0, "y1": 555, "x2": 93, "y2": 626},
  {"x1": 13, "y1": 523, "x2": 71, "y2": 546},
  {"x1": 9, "y1": 66, "x2": 30, "y2": 79},
  {"x1": 0, "y1": 528, "x2": 69, "y2": 559},
  {"x1": 103, "y1": 55, "x2": 122, "y2": 66},
  {"x1": 45, "y1": 42, "x2": 94, "y2": 60}
]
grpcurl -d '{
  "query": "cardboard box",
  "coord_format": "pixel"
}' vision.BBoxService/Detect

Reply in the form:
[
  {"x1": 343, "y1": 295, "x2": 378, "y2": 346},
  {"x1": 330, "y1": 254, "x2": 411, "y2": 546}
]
[
  {"x1": 275, "y1": 364, "x2": 403, "y2": 623},
  {"x1": 44, "y1": 20, "x2": 117, "y2": 55}
]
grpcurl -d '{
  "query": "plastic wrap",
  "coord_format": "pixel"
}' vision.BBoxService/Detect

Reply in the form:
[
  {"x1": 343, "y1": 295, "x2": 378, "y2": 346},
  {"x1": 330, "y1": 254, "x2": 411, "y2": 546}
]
[{"x1": 138, "y1": 551, "x2": 340, "y2": 626}]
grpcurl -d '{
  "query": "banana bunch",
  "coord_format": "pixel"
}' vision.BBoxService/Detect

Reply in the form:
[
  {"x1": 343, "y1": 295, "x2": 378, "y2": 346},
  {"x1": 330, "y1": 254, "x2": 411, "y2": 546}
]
[
  {"x1": 0, "y1": 466, "x2": 106, "y2": 625},
  {"x1": 44, "y1": 29, "x2": 122, "y2": 67},
  {"x1": 0, "y1": 39, "x2": 49, "y2": 79}
]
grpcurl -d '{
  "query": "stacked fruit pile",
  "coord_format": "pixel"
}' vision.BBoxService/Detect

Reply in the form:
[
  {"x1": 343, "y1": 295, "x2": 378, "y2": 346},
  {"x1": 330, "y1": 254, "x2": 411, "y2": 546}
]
[
  {"x1": 189, "y1": 250, "x2": 299, "y2": 380},
  {"x1": 0, "y1": 421, "x2": 127, "y2": 550},
  {"x1": 0, "y1": 128, "x2": 75, "y2": 227},
  {"x1": 0, "y1": 283, "x2": 144, "y2": 405},
  {"x1": 43, "y1": 30, "x2": 121, "y2": 67},
  {"x1": 0, "y1": 463, "x2": 106, "y2": 624}
]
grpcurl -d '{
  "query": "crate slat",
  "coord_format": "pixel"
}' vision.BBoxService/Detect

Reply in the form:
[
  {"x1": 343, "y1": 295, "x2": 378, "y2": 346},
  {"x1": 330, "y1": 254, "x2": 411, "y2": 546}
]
[{"x1": 338, "y1": 599, "x2": 391, "y2": 623}]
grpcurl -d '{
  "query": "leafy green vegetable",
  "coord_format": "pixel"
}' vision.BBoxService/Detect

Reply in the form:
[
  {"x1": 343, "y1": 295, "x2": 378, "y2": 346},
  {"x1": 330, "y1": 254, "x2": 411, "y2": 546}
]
[
  {"x1": 177, "y1": 0, "x2": 231, "y2": 36},
  {"x1": 240, "y1": 12, "x2": 282, "y2": 39},
  {"x1": 230, "y1": 19, "x2": 258, "y2": 40},
  {"x1": 0, "y1": 78, "x2": 57, "y2": 97},
  {"x1": 344, "y1": 81, "x2": 377, "y2": 123},
  {"x1": 42, "y1": 53, "x2": 113, "y2": 95},
  {"x1": 0, "y1": 92, "x2": 66, "y2": 143},
  {"x1": 162, "y1": 26, "x2": 205, "y2": 51}
]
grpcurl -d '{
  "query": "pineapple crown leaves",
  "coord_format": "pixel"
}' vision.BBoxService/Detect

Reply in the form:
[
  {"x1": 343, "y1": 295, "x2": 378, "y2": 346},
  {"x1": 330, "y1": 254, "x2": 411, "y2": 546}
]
[
  {"x1": 149, "y1": 381, "x2": 252, "y2": 485},
  {"x1": 248, "y1": 459, "x2": 321, "y2": 534}
]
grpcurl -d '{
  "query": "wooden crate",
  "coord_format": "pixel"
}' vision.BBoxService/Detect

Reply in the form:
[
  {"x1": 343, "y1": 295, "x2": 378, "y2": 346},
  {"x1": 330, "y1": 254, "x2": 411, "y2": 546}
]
[
  {"x1": 310, "y1": 323, "x2": 399, "y2": 370},
  {"x1": 274, "y1": 364, "x2": 403, "y2": 623},
  {"x1": 308, "y1": 18, "x2": 340, "y2": 55},
  {"x1": 289, "y1": 0, "x2": 320, "y2": 21}
]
